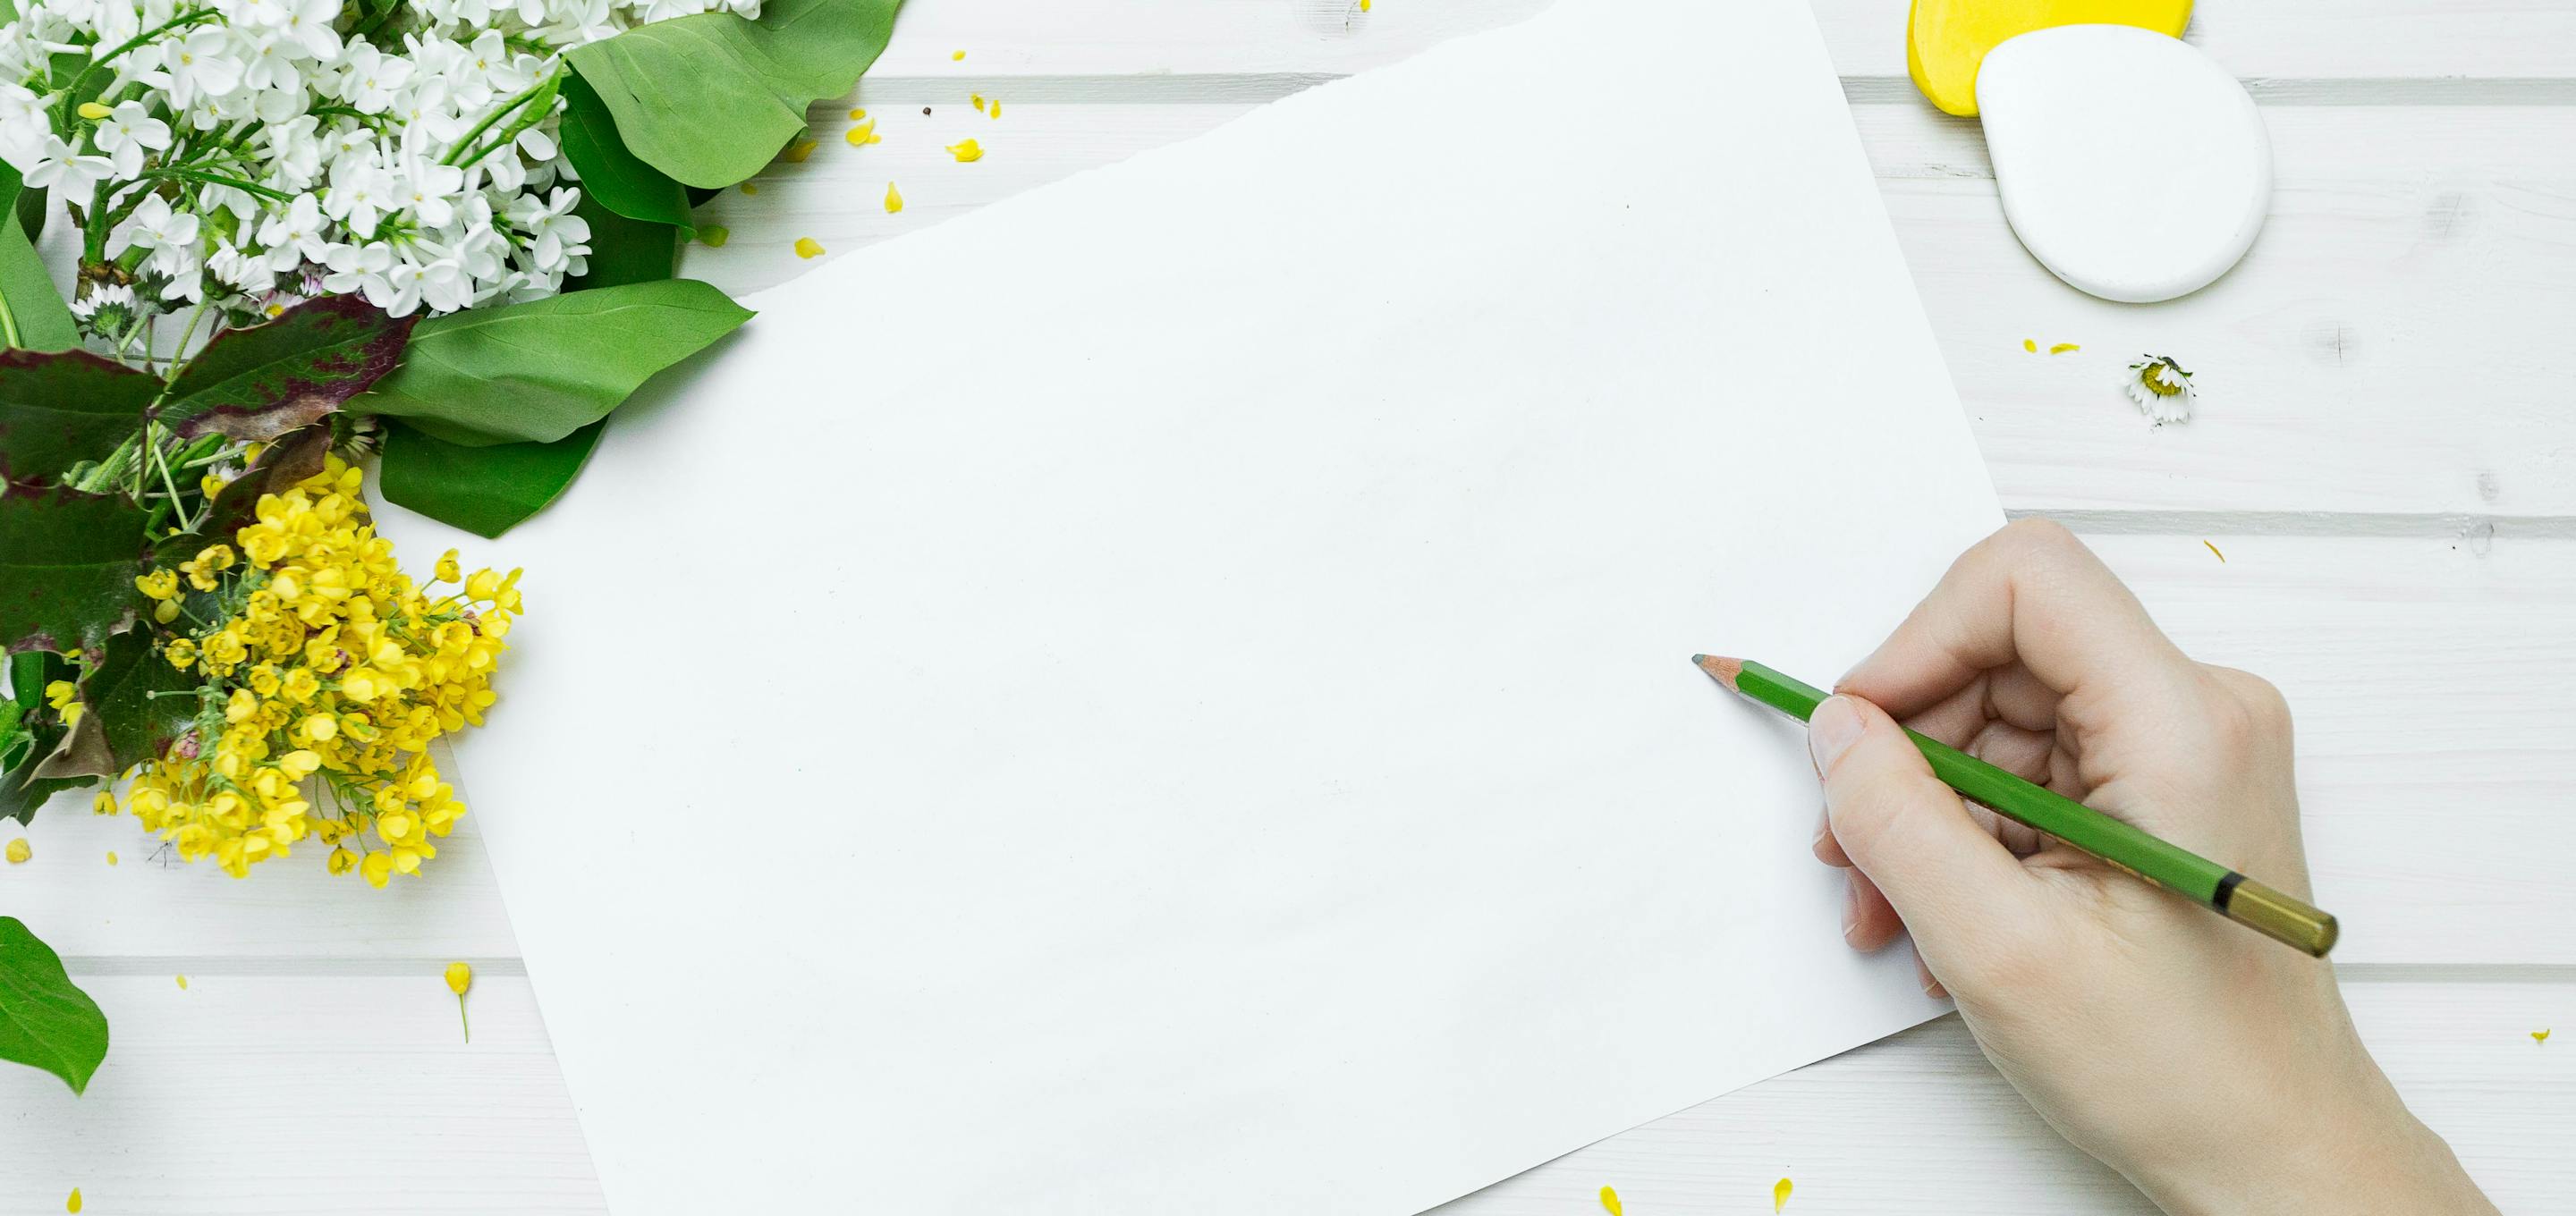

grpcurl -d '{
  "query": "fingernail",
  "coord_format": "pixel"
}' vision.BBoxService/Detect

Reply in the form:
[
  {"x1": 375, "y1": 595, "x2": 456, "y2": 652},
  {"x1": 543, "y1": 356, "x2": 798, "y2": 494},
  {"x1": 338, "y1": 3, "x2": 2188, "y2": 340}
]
[
  {"x1": 1840, "y1": 875, "x2": 1862, "y2": 942},
  {"x1": 1808, "y1": 695, "x2": 1866, "y2": 773}
]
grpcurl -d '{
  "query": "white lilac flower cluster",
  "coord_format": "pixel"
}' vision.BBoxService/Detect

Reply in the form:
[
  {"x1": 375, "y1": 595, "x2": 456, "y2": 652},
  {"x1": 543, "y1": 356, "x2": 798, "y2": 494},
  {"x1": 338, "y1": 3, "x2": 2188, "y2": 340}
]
[{"x1": 0, "y1": 0, "x2": 755, "y2": 338}]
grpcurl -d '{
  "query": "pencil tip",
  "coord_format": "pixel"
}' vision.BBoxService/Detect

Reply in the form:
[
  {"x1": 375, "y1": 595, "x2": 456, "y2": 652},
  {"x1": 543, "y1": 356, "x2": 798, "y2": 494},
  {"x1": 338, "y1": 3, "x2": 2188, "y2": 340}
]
[{"x1": 1692, "y1": 654, "x2": 1743, "y2": 690}]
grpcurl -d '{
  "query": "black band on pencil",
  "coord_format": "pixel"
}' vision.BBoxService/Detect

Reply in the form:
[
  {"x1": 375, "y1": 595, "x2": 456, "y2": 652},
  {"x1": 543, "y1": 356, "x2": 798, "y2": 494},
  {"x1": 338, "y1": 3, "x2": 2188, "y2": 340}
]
[{"x1": 2212, "y1": 870, "x2": 2247, "y2": 910}]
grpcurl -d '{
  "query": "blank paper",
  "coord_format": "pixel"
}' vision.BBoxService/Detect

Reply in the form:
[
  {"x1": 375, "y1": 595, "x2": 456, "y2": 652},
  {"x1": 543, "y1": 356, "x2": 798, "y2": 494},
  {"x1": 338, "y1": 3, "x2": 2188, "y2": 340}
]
[{"x1": 382, "y1": 0, "x2": 2004, "y2": 1210}]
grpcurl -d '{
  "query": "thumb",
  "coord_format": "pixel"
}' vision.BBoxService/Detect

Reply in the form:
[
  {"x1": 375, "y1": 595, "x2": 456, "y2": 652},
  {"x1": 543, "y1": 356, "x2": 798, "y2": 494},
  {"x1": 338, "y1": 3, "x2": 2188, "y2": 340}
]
[{"x1": 1809, "y1": 694, "x2": 2038, "y2": 962}]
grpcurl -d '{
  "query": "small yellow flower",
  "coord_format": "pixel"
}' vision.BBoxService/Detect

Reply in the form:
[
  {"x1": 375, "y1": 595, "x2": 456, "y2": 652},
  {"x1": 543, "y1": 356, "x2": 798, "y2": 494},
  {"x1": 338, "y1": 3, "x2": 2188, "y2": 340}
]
[
  {"x1": 6, "y1": 839, "x2": 29, "y2": 864},
  {"x1": 91, "y1": 790, "x2": 115, "y2": 816},
  {"x1": 165, "y1": 637, "x2": 199, "y2": 670},
  {"x1": 435, "y1": 549, "x2": 462, "y2": 583},
  {"x1": 43, "y1": 680, "x2": 83, "y2": 728},
  {"x1": 447, "y1": 960, "x2": 472, "y2": 995},
  {"x1": 885, "y1": 182, "x2": 903, "y2": 214},
  {"x1": 136, "y1": 569, "x2": 180, "y2": 600},
  {"x1": 946, "y1": 139, "x2": 983, "y2": 163}
]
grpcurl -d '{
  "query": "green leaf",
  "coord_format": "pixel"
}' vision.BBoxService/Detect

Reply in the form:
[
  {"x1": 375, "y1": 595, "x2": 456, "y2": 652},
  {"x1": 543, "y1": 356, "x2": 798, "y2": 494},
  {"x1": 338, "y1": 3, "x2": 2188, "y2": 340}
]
[
  {"x1": 0, "y1": 916, "x2": 110, "y2": 1094},
  {"x1": 0, "y1": 349, "x2": 158, "y2": 487},
  {"x1": 358, "y1": 279, "x2": 750, "y2": 446},
  {"x1": 564, "y1": 0, "x2": 902, "y2": 188},
  {"x1": 379, "y1": 418, "x2": 606, "y2": 538},
  {"x1": 0, "y1": 487, "x2": 148, "y2": 654},
  {"x1": 559, "y1": 72, "x2": 694, "y2": 234},
  {"x1": 0, "y1": 171, "x2": 75, "y2": 355},
  {"x1": 162, "y1": 295, "x2": 416, "y2": 442},
  {"x1": 36, "y1": 628, "x2": 194, "y2": 781},
  {"x1": 564, "y1": 191, "x2": 679, "y2": 291}
]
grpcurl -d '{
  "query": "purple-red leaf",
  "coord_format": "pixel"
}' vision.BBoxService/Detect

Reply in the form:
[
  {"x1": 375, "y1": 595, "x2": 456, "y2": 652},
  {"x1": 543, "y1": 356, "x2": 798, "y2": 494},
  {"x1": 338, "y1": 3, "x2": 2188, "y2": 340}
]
[
  {"x1": 0, "y1": 349, "x2": 159, "y2": 488},
  {"x1": 164, "y1": 295, "x2": 416, "y2": 441}
]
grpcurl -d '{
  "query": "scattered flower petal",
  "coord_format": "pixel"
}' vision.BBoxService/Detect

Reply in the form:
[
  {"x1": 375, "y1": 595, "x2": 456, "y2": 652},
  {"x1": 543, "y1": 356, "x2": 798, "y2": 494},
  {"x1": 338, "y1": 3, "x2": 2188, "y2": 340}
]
[
  {"x1": 846, "y1": 120, "x2": 879, "y2": 147},
  {"x1": 741, "y1": 182, "x2": 759, "y2": 195},
  {"x1": 947, "y1": 139, "x2": 983, "y2": 163},
  {"x1": 849, "y1": 107, "x2": 867, "y2": 121},
  {"x1": 2203, "y1": 540, "x2": 2225, "y2": 563},
  {"x1": 175, "y1": 975, "x2": 188, "y2": 990},
  {"x1": 1597, "y1": 1185, "x2": 1621, "y2": 1216},
  {"x1": 951, "y1": 49, "x2": 965, "y2": 61},
  {"x1": 6, "y1": 838, "x2": 29, "y2": 864},
  {"x1": 66, "y1": 1187, "x2": 80, "y2": 1213},
  {"x1": 1775, "y1": 1177, "x2": 1792, "y2": 1212},
  {"x1": 988, "y1": 99, "x2": 1001, "y2": 119},
  {"x1": 793, "y1": 237, "x2": 825, "y2": 258},
  {"x1": 885, "y1": 182, "x2": 904, "y2": 214},
  {"x1": 780, "y1": 138, "x2": 818, "y2": 165},
  {"x1": 971, "y1": 93, "x2": 985, "y2": 113},
  {"x1": 2049, "y1": 342, "x2": 2080, "y2": 354},
  {"x1": 699, "y1": 225, "x2": 731, "y2": 248},
  {"x1": 2022, "y1": 338, "x2": 2036, "y2": 352},
  {"x1": 2538, "y1": 1028, "x2": 2553, "y2": 1043},
  {"x1": 105, "y1": 851, "x2": 117, "y2": 866}
]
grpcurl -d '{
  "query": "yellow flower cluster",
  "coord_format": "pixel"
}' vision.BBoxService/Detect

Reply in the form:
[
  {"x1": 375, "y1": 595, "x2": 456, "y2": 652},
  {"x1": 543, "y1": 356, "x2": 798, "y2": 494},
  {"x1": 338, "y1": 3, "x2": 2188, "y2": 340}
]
[{"x1": 117, "y1": 456, "x2": 521, "y2": 887}]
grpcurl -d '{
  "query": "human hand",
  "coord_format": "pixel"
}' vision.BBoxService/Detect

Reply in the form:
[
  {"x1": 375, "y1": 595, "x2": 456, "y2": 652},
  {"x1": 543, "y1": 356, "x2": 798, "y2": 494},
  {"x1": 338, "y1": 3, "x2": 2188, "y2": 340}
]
[{"x1": 1809, "y1": 519, "x2": 2492, "y2": 1215}]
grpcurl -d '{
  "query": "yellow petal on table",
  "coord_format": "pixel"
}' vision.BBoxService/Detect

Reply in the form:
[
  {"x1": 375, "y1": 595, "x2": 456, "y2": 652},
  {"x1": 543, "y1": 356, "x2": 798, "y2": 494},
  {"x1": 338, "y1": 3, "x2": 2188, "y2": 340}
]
[
  {"x1": 847, "y1": 120, "x2": 879, "y2": 146},
  {"x1": 951, "y1": 49, "x2": 964, "y2": 61},
  {"x1": 1597, "y1": 1185, "x2": 1621, "y2": 1216},
  {"x1": 988, "y1": 99, "x2": 1001, "y2": 119},
  {"x1": 105, "y1": 851, "x2": 116, "y2": 866},
  {"x1": 848, "y1": 107, "x2": 866, "y2": 121},
  {"x1": 2049, "y1": 342, "x2": 2081, "y2": 354},
  {"x1": 175, "y1": 975, "x2": 188, "y2": 990},
  {"x1": 971, "y1": 93, "x2": 985, "y2": 113},
  {"x1": 741, "y1": 182, "x2": 758, "y2": 195},
  {"x1": 780, "y1": 138, "x2": 819, "y2": 164},
  {"x1": 2538, "y1": 1028, "x2": 2554, "y2": 1043},
  {"x1": 794, "y1": 237, "x2": 826, "y2": 259},
  {"x1": 2022, "y1": 337, "x2": 2036, "y2": 352},
  {"x1": 1774, "y1": 1177, "x2": 1793, "y2": 1212},
  {"x1": 5, "y1": 838, "x2": 28, "y2": 864},
  {"x1": 1907, "y1": 0, "x2": 2191, "y2": 116},
  {"x1": 66, "y1": 1187, "x2": 80, "y2": 1213},
  {"x1": 947, "y1": 139, "x2": 983, "y2": 163},
  {"x1": 885, "y1": 182, "x2": 904, "y2": 214},
  {"x1": 699, "y1": 225, "x2": 730, "y2": 248}
]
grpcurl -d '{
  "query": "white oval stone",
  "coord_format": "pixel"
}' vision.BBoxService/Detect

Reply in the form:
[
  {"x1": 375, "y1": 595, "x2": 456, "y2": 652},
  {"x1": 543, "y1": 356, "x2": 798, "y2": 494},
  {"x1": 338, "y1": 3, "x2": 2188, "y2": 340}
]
[{"x1": 1976, "y1": 24, "x2": 2270, "y2": 303}]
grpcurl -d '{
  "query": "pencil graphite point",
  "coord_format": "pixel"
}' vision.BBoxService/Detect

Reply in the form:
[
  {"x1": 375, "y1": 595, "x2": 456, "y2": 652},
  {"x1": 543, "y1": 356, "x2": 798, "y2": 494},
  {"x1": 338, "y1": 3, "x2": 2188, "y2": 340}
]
[{"x1": 1692, "y1": 654, "x2": 1743, "y2": 690}]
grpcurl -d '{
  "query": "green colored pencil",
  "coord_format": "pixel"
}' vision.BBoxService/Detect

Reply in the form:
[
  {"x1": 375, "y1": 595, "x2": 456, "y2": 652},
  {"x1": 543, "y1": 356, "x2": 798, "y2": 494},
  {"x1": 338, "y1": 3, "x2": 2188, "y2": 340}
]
[{"x1": 1694, "y1": 654, "x2": 2337, "y2": 958}]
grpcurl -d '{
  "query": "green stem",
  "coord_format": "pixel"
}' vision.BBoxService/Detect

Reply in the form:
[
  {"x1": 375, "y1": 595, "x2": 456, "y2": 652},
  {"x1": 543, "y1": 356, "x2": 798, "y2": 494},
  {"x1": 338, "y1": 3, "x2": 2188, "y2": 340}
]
[
  {"x1": 457, "y1": 993, "x2": 470, "y2": 1043},
  {"x1": 441, "y1": 67, "x2": 562, "y2": 168},
  {"x1": 142, "y1": 168, "x2": 292, "y2": 203}
]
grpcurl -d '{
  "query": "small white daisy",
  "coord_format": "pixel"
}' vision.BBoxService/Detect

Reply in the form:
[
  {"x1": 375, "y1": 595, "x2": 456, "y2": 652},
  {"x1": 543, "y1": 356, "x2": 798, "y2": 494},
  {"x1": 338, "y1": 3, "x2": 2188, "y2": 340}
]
[{"x1": 2124, "y1": 355, "x2": 2195, "y2": 426}]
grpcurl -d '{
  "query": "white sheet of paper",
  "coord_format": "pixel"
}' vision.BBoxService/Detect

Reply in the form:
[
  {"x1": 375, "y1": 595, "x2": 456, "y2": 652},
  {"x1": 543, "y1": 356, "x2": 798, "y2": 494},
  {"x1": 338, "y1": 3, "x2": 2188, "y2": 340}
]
[{"x1": 385, "y1": 0, "x2": 2001, "y2": 1209}]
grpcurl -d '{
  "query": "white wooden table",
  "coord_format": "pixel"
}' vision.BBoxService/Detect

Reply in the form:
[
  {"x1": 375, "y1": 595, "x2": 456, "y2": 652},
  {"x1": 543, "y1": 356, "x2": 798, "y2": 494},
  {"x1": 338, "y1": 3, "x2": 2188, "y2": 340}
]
[{"x1": 6, "y1": 2, "x2": 2572, "y2": 1211}]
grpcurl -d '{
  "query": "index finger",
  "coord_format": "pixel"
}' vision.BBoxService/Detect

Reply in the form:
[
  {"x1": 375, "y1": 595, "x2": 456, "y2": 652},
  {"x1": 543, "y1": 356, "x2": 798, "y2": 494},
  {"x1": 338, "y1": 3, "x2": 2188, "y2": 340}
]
[{"x1": 1838, "y1": 519, "x2": 2192, "y2": 719}]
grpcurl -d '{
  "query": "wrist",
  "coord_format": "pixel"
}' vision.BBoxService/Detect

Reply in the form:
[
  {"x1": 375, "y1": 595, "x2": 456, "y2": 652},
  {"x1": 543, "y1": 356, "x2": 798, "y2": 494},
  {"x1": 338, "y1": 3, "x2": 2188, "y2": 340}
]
[{"x1": 2126, "y1": 1058, "x2": 2494, "y2": 1216}]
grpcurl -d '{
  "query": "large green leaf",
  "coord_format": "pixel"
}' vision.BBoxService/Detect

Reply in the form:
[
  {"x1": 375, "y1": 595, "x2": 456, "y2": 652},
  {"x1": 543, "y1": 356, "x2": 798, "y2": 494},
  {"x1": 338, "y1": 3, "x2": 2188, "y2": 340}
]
[
  {"x1": 0, "y1": 487, "x2": 147, "y2": 654},
  {"x1": 0, "y1": 916, "x2": 110, "y2": 1094},
  {"x1": 564, "y1": 191, "x2": 679, "y2": 291},
  {"x1": 357, "y1": 279, "x2": 750, "y2": 446},
  {"x1": 0, "y1": 203, "x2": 74, "y2": 354},
  {"x1": 0, "y1": 349, "x2": 157, "y2": 486},
  {"x1": 559, "y1": 72, "x2": 693, "y2": 234},
  {"x1": 379, "y1": 418, "x2": 606, "y2": 538},
  {"x1": 163, "y1": 295, "x2": 415, "y2": 441},
  {"x1": 564, "y1": 0, "x2": 902, "y2": 188}
]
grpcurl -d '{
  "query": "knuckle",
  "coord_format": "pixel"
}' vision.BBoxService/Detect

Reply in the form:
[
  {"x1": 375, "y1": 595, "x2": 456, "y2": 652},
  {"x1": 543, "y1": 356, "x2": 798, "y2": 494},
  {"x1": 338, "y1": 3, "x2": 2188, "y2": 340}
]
[
  {"x1": 1995, "y1": 515, "x2": 2081, "y2": 559},
  {"x1": 2202, "y1": 665, "x2": 2293, "y2": 739}
]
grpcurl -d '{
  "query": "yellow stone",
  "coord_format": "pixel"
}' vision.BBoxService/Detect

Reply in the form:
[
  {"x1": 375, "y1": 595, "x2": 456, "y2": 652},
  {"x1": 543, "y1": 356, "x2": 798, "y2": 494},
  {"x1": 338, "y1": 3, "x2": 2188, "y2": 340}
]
[{"x1": 1906, "y1": 0, "x2": 2191, "y2": 116}]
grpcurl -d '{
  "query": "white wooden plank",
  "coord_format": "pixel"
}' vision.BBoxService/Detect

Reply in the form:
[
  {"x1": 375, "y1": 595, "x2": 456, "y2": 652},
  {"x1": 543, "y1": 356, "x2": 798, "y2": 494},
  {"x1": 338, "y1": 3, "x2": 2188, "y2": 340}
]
[
  {"x1": 682, "y1": 101, "x2": 2576, "y2": 518},
  {"x1": 0, "y1": 806, "x2": 521, "y2": 961},
  {"x1": 0, "y1": 975, "x2": 604, "y2": 1214},
  {"x1": 1432, "y1": 978, "x2": 2576, "y2": 1213},
  {"x1": 835, "y1": 0, "x2": 2576, "y2": 84},
  {"x1": 0, "y1": 976, "x2": 2556, "y2": 1213}
]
